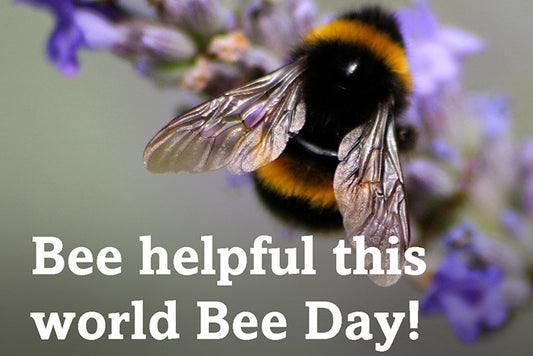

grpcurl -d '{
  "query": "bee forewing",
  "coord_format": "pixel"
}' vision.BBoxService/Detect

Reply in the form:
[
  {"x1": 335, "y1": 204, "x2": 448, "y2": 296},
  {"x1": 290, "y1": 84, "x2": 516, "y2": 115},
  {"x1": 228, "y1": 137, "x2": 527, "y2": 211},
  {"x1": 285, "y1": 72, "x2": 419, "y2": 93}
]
[
  {"x1": 333, "y1": 103, "x2": 410, "y2": 287},
  {"x1": 143, "y1": 60, "x2": 306, "y2": 175}
]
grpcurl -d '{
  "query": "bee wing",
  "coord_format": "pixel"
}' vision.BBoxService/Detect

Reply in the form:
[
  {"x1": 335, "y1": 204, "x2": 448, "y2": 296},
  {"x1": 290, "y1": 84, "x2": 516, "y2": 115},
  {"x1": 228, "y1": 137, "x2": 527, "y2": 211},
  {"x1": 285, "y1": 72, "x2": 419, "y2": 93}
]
[
  {"x1": 144, "y1": 60, "x2": 306, "y2": 175},
  {"x1": 333, "y1": 102, "x2": 410, "y2": 287}
]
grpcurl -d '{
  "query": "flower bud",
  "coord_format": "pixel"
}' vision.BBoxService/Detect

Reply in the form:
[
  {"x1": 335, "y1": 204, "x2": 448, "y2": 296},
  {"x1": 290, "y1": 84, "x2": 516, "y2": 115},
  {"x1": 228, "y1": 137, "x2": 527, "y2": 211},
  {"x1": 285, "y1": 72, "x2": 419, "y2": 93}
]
[
  {"x1": 140, "y1": 25, "x2": 197, "y2": 61},
  {"x1": 287, "y1": 0, "x2": 316, "y2": 38},
  {"x1": 155, "y1": 0, "x2": 230, "y2": 37},
  {"x1": 242, "y1": 0, "x2": 291, "y2": 55}
]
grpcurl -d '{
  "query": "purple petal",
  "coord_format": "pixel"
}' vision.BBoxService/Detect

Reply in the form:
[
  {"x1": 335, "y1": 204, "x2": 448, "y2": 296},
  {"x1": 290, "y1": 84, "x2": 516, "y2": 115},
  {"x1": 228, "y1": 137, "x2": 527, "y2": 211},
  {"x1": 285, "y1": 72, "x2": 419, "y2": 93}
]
[
  {"x1": 158, "y1": 0, "x2": 228, "y2": 36},
  {"x1": 242, "y1": 0, "x2": 291, "y2": 54},
  {"x1": 440, "y1": 293, "x2": 480, "y2": 343},
  {"x1": 404, "y1": 158, "x2": 454, "y2": 196},
  {"x1": 432, "y1": 137, "x2": 459, "y2": 161},
  {"x1": 47, "y1": 22, "x2": 85, "y2": 76},
  {"x1": 438, "y1": 28, "x2": 485, "y2": 57},
  {"x1": 74, "y1": 9, "x2": 121, "y2": 48},
  {"x1": 288, "y1": 0, "x2": 317, "y2": 37},
  {"x1": 18, "y1": 0, "x2": 123, "y2": 75},
  {"x1": 421, "y1": 251, "x2": 508, "y2": 343},
  {"x1": 500, "y1": 209, "x2": 526, "y2": 237},
  {"x1": 442, "y1": 221, "x2": 476, "y2": 248},
  {"x1": 470, "y1": 94, "x2": 509, "y2": 139},
  {"x1": 224, "y1": 172, "x2": 252, "y2": 188},
  {"x1": 409, "y1": 42, "x2": 459, "y2": 95},
  {"x1": 396, "y1": 0, "x2": 438, "y2": 40}
]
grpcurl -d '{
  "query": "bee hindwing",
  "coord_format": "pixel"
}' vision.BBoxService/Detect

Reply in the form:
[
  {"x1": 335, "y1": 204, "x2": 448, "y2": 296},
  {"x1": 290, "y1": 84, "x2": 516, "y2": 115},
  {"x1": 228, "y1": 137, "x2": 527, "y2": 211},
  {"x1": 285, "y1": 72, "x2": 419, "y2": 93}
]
[
  {"x1": 144, "y1": 60, "x2": 306, "y2": 175},
  {"x1": 333, "y1": 102, "x2": 410, "y2": 286}
]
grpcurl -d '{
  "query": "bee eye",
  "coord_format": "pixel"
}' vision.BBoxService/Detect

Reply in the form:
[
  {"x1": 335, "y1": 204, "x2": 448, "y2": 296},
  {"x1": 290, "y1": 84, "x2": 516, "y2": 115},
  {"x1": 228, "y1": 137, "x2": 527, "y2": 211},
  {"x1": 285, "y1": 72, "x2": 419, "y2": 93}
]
[{"x1": 345, "y1": 60, "x2": 359, "y2": 76}]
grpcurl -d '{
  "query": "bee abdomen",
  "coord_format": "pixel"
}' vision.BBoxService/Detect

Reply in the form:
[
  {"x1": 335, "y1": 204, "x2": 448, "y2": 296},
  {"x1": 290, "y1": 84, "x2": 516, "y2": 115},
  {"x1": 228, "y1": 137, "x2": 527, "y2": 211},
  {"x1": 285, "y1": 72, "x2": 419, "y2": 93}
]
[{"x1": 253, "y1": 154, "x2": 342, "y2": 230}]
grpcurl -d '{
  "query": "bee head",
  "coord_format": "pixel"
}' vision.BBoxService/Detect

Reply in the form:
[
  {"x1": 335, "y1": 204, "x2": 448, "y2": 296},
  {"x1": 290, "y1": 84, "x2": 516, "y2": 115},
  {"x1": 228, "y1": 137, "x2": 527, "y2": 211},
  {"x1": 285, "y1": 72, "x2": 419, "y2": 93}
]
[
  {"x1": 302, "y1": 41, "x2": 396, "y2": 124},
  {"x1": 289, "y1": 8, "x2": 411, "y2": 149}
]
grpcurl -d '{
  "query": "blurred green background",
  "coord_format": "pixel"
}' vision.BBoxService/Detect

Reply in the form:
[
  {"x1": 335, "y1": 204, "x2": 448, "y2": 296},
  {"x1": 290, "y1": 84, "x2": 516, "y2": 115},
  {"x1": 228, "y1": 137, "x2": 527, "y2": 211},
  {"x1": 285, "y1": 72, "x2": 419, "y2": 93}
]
[{"x1": 1, "y1": 0, "x2": 532, "y2": 354}]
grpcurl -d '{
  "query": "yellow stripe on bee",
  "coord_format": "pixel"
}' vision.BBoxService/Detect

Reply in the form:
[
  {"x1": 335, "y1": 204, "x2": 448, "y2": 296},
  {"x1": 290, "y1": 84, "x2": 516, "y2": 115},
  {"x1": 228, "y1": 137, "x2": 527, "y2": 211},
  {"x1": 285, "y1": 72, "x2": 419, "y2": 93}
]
[
  {"x1": 255, "y1": 154, "x2": 338, "y2": 210},
  {"x1": 305, "y1": 19, "x2": 412, "y2": 90}
]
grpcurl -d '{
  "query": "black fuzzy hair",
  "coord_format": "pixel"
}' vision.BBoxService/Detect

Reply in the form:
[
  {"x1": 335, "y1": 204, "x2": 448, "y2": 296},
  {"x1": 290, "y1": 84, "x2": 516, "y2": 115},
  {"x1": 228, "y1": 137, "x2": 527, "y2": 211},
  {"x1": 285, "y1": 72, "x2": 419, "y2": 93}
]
[
  {"x1": 291, "y1": 6, "x2": 410, "y2": 151},
  {"x1": 252, "y1": 175, "x2": 343, "y2": 231}
]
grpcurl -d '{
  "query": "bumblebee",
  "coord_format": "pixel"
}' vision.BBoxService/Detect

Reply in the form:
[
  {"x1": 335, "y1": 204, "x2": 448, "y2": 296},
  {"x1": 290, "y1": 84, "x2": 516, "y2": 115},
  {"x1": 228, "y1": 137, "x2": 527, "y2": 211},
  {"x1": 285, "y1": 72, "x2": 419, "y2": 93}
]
[{"x1": 144, "y1": 7, "x2": 411, "y2": 286}]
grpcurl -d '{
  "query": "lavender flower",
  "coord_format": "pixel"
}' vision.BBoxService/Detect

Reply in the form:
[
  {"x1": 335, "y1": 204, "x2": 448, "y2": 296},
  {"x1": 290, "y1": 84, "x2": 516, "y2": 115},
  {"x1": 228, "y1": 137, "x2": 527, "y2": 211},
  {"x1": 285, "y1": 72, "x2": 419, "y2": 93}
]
[
  {"x1": 472, "y1": 95, "x2": 509, "y2": 139},
  {"x1": 242, "y1": 0, "x2": 291, "y2": 56},
  {"x1": 442, "y1": 221, "x2": 525, "y2": 275},
  {"x1": 422, "y1": 220, "x2": 530, "y2": 342},
  {"x1": 397, "y1": 1, "x2": 532, "y2": 343},
  {"x1": 421, "y1": 252, "x2": 507, "y2": 343},
  {"x1": 287, "y1": 0, "x2": 317, "y2": 38},
  {"x1": 17, "y1": 0, "x2": 126, "y2": 75},
  {"x1": 396, "y1": 0, "x2": 485, "y2": 167},
  {"x1": 154, "y1": 0, "x2": 233, "y2": 38},
  {"x1": 397, "y1": 0, "x2": 484, "y2": 97},
  {"x1": 17, "y1": 0, "x2": 198, "y2": 78}
]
